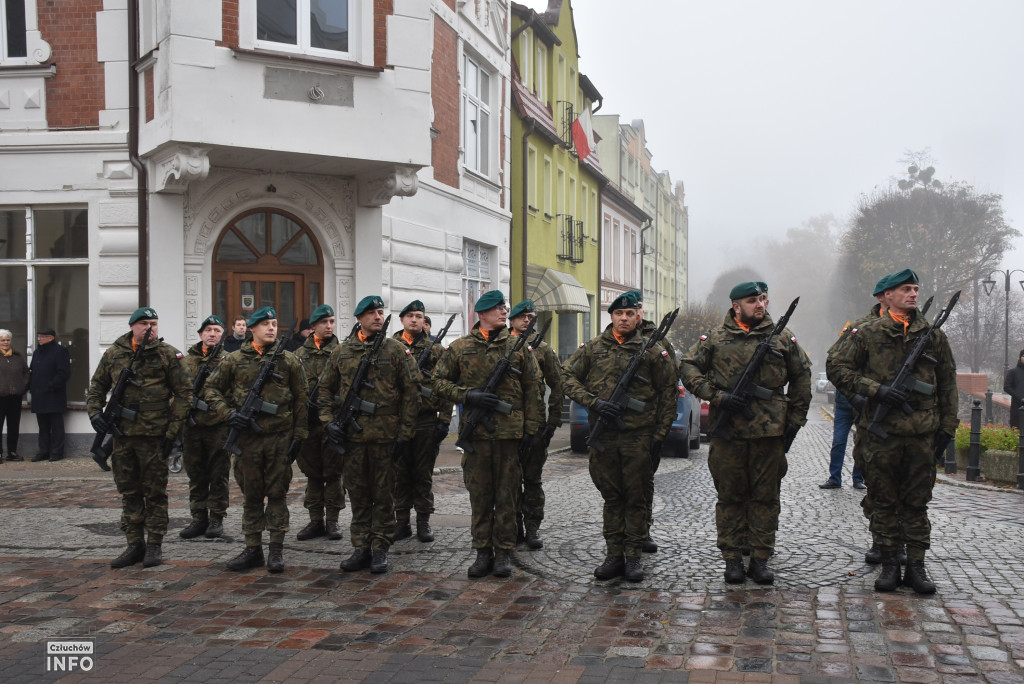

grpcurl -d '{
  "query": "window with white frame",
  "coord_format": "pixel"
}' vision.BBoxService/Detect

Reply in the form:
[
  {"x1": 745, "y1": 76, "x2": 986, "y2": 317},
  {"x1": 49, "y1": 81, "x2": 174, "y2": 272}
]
[
  {"x1": 535, "y1": 42, "x2": 546, "y2": 103},
  {"x1": 519, "y1": 31, "x2": 532, "y2": 91},
  {"x1": 256, "y1": 0, "x2": 352, "y2": 58},
  {"x1": 1, "y1": 0, "x2": 27, "y2": 61},
  {"x1": 602, "y1": 215, "x2": 612, "y2": 276},
  {"x1": 542, "y1": 157, "x2": 552, "y2": 216},
  {"x1": 0, "y1": 206, "x2": 90, "y2": 404},
  {"x1": 462, "y1": 240, "x2": 492, "y2": 327},
  {"x1": 463, "y1": 52, "x2": 491, "y2": 176},
  {"x1": 527, "y1": 146, "x2": 538, "y2": 210}
]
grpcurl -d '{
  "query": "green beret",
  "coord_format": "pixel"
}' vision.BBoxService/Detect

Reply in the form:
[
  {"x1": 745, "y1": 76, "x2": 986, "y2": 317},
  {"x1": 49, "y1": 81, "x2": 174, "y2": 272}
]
[
  {"x1": 729, "y1": 282, "x2": 764, "y2": 301},
  {"x1": 474, "y1": 290, "x2": 506, "y2": 313},
  {"x1": 509, "y1": 300, "x2": 535, "y2": 319},
  {"x1": 129, "y1": 307, "x2": 158, "y2": 325},
  {"x1": 197, "y1": 314, "x2": 225, "y2": 333},
  {"x1": 756, "y1": 281, "x2": 768, "y2": 294},
  {"x1": 353, "y1": 295, "x2": 385, "y2": 317},
  {"x1": 309, "y1": 304, "x2": 335, "y2": 325},
  {"x1": 608, "y1": 290, "x2": 642, "y2": 313},
  {"x1": 399, "y1": 300, "x2": 425, "y2": 317},
  {"x1": 873, "y1": 269, "x2": 919, "y2": 296},
  {"x1": 626, "y1": 289, "x2": 643, "y2": 302},
  {"x1": 247, "y1": 306, "x2": 276, "y2": 327}
]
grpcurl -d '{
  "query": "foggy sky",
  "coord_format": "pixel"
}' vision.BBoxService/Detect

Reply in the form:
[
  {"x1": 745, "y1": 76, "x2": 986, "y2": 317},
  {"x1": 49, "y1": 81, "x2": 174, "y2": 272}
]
[{"x1": 526, "y1": 0, "x2": 1024, "y2": 301}]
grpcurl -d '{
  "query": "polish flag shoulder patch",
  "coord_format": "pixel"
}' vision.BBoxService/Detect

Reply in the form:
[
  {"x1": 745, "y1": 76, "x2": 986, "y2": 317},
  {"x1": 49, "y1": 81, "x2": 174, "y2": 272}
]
[
  {"x1": 790, "y1": 335, "x2": 797, "y2": 343},
  {"x1": 851, "y1": 328, "x2": 859, "y2": 335},
  {"x1": 660, "y1": 350, "x2": 669, "y2": 357},
  {"x1": 174, "y1": 351, "x2": 183, "y2": 359},
  {"x1": 405, "y1": 349, "x2": 413, "y2": 355},
  {"x1": 700, "y1": 334, "x2": 708, "y2": 341}
]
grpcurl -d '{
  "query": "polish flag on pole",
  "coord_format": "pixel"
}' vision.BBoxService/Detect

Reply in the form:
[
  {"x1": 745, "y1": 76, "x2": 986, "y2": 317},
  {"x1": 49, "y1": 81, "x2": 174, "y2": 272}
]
[{"x1": 571, "y1": 108, "x2": 594, "y2": 160}]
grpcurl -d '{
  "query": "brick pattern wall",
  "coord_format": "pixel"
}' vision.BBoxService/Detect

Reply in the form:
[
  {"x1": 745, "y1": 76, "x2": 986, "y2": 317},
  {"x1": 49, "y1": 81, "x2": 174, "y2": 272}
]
[
  {"x1": 375, "y1": 0, "x2": 393, "y2": 68},
  {"x1": 38, "y1": 0, "x2": 105, "y2": 129},
  {"x1": 220, "y1": 0, "x2": 239, "y2": 48},
  {"x1": 431, "y1": 18, "x2": 459, "y2": 188},
  {"x1": 144, "y1": 68, "x2": 154, "y2": 122}
]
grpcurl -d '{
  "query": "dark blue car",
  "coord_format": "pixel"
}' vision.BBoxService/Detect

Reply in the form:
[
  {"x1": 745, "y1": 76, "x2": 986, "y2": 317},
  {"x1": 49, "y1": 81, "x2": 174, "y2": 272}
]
[{"x1": 569, "y1": 383, "x2": 701, "y2": 458}]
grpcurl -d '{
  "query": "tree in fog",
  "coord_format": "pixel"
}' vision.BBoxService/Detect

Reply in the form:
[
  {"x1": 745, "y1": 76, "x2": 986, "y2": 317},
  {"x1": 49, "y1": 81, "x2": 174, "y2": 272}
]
[
  {"x1": 704, "y1": 266, "x2": 766, "y2": 307},
  {"x1": 946, "y1": 286, "x2": 1024, "y2": 376},
  {"x1": 671, "y1": 300, "x2": 723, "y2": 353}
]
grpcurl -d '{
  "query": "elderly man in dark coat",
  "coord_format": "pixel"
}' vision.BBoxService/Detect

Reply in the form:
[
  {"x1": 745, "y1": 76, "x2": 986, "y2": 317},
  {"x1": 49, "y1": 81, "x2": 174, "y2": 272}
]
[{"x1": 30, "y1": 328, "x2": 71, "y2": 462}]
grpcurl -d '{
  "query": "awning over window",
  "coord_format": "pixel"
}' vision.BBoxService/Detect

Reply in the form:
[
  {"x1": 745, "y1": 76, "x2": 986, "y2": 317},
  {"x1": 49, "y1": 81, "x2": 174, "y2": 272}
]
[{"x1": 528, "y1": 268, "x2": 590, "y2": 313}]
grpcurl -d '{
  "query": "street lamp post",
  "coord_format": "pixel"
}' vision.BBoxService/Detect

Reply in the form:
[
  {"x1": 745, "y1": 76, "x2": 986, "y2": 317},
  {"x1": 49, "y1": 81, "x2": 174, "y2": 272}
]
[{"x1": 981, "y1": 269, "x2": 1024, "y2": 375}]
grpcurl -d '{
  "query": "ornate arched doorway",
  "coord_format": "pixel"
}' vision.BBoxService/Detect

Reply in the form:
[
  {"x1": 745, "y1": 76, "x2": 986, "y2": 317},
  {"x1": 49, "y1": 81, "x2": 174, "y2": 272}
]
[{"x1": 211, "y1": 208, "x2": 324, "y2": 327}]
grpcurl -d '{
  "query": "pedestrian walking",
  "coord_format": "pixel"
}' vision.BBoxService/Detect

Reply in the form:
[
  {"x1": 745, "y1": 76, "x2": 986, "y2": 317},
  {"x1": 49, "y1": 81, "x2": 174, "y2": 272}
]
[
  {"x1": 0, "y1": 329, "x2": 29, "y2": 463},
  {"x1": 1003, "y1": 349, "x2": 1024, "y2": 430},
  {"x1": 680, "y1": 282, "x2": 811, "y2": 585},
  {"x1": 29, "y1": 328, "x2": 70, "y2": 462},
  {"x1": 86, "y1": 308, "x2": 190, "y2": 569}
]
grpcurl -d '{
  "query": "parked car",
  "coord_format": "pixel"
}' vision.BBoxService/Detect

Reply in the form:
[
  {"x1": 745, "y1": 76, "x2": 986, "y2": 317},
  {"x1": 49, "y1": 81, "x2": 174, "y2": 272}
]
[
  {"x1": 815, "y1": 371, "x2": 830, "y2": 393},
  {"x1": 699, "y1": 398, "x2": 710, "y2": 441},
  {"x1": 569, "y1": 382, "x2": 701, "y2": 458}
]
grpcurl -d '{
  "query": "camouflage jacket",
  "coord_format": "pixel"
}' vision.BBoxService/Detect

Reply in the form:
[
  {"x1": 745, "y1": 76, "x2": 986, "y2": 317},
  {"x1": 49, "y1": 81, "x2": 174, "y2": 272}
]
[
  {"x1": 393, "y1": 330, "x2": 454, "y2": 425},
  {"x1": 432, "y1": 324, "x2": 543, "y2": 440},
  {"x1": 530, "y1": 338, "x2": 563, "y2": 428},
  {"x1": 316, "y1": 332, "x2": 419, "y2": 443},
  {"x1": 86, "y1": 332, "x2": 190, "y2": 439},
  {"x1": 295, "y1": 334, "x2": 340, "y2": 424},
  {"x1": 825, "y1": 303, "x2": 884, "y2": 365},
  {"x1": 182, "y1": 342, "x2": 228, "y2": 428},
  {"x1": 562, "y1": 327, "x2": 677, "y2": 439},
  {"x1": 679, "y1": 311, "x2": 812, "y2": 439},
  {"x1": 201, "y1": 340, "x2": 308, "y2": 440},
  {"x1": 827, "y1": 309, "x2": 958, "y2": 437}
]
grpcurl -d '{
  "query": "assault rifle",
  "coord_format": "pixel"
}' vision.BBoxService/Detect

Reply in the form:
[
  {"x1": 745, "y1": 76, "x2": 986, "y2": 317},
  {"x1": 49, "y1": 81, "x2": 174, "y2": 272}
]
[
  {"x1": 325, "y1": 315, "x2": 392, "y2": 454},
  {"x1": 222, "y1": 321, "x2": 296, "y2": 456},
  {"x1": 169, "y1": 341, "x2": 224, "y2": 473},
  {"x1": 586, "y1": 309, "x2": 679, "y2": 452},
  {"x1": 416, "y1": 313, "x2": 457, "y2": 399},
  {"x1": 91, "y1": 328, "x2": 152, "y2": 471},
  {"x1": 529, "y1": 317, "x2": 552, "y2": 350},
  {"x1": 709, "y1": 297, "x2": 799, "y2": 437},
  {"x1": 455, "y1": 317, "x2": 537, "y2": 454},
  {"x1": 866, "y1": 290, "x2": 960, "y2": 439}
]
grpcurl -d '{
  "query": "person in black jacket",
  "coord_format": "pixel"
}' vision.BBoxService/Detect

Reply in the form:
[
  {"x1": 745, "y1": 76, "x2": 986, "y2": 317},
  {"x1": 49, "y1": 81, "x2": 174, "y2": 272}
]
[
  {"x1": 1003, "y1": 349, "x2": 1024, "y2": 430},
  {"x1": 29, "y1": 328, "x2": 71, "y2": 462}
]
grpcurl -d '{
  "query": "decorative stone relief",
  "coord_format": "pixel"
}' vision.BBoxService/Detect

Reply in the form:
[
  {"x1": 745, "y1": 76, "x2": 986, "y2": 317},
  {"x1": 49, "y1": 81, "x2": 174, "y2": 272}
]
[
  {"x1": 153, "y1": 145, "x2": 211, "y2": 194},
  {"x1": 357, "y1": 165, "x2": 420, "y2": 207}
]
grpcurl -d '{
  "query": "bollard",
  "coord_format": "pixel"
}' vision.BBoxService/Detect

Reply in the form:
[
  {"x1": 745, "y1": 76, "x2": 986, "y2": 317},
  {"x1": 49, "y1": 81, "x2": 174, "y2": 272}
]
[
  {"x1": 984, "y1": 390, "x2": 993, "y2": 425},
  {"x1": 967, "y1": 399, "x2": 982, "y2": 482},
  {"x1": 944, "y1": 437, "x2": 957, "y2": 475},
  {"x1": 1018, "y1": 406, "x2": 1024, "y2": 490}
]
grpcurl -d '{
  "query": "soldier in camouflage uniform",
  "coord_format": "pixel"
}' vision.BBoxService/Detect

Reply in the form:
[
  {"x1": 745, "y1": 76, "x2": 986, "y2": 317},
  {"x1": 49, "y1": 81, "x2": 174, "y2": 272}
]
[
  {"x1": 392, "y1": 300, "x2": 453, "y2": 543},
  {"x1": 433, "y1": 290, "x2": 543, "y2": 578},
  {"x1": 562, "y1": 291, "x2": 677, "y2": 583},
  {"x1": 319, "y1": 296, "x2": 419, "y2": 574},
  {"x1": 203, "y1": 306, "x2": 308, "y2": 574},
  {"x1": 680, "y1": 282, "x2": 811, "y2": 585},
  {"x1": 507, "y1": 300, "x2": 562, "y2": 550},
  {"x1": 827, "y1": 269, "x2": 958, "y2": 594},
  {"x1": 293, "y1": 305, "x2": 344, "y2": 542},
  {"x1": 179, "y1": 315, "x2": 230, "y2": 540},
  {"x1": 87, "y1": 307, "x2": 190, "y2": 569}
]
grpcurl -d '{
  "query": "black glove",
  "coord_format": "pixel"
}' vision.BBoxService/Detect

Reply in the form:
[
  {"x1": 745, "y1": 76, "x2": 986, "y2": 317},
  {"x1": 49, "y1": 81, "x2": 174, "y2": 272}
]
[
  {"x1": 433, "y1": 421, "x2": 450, "y2": 445},
  {"x1": 287, "y1": 438, "x2": 303, "y2": 463},
  {"x1": 718, "y1": 391, "x2": 748, "y2": 413},
  {"x1": 466, "y1": 389, "x2": 500, "y2": 409},
  {"x1": 227, "y1": 410, "x2": 251, "y2": 431},
  {"x1": 540, "y1": 424, "x2": 557, "y2": 448},
  {"x1": 876, "y1": 384, "x2": 909, "y2": 408},
  {"x1": 933, "y1": 430, "x2": 953, "y2": 462},
  {"x1": 160, "y1": 437, "x2": 175, "y2": 459},
  {"x1": 90, "y1": 413, "x2": 110, "y2": 435},
  {"x1": 592, "y1": 398, "x2": 623, "y2": 421},
  {"x1": 390, "y1": 439, "x2": 410, "y2": 463},
  {"x1": 783, "y1": 424, "x2": 800, "y2": 453},
  {"x1": 848, "y1": 393, "x2": 867, "y2": 412},
  {"x1": 518, "y1": 433, "x2": 535, "y2": 458},
  {"x1": 325, "y1": 421, "x2": 346, "y2": 445}
]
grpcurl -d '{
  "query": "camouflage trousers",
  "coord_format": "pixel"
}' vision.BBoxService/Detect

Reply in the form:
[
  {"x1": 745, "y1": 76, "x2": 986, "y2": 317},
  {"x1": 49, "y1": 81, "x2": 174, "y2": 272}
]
[
  {"x1": 182, "y1": 424, "x2": 230, "y2": 520},
  {"x1": 394, "y1": 421, "x2": 440, "y2": 521},
  {"x1": 516, "y1": 438, "x2": 548, "y2": 531},
  {"x1": 588, "y1": 431, "x2": 654, "y2": 558},
  {"x1": 462, "y1": 439, "x2": 522, "y2": 551},
  {"x1": 861, "y1": 432, "x2": 935, "y2": 561},
  {"x1": 707, "y1": 436, "x2": 786, "y2": 560},
  {"x1": 297, "y1": 425, "x2": 344, "y2": 522},
  {"x1": 643, "y1": 448, "x2": 662, "y2": 532},
  {"x1": 233, "y1": 432, "x2": 292, "y2": 546},
  {"x1": 344, "y1": 442, "x2": 395, "y2": 551},
  {"x1": 111, "y1": 435, "x2": 169, "y2": 544}
]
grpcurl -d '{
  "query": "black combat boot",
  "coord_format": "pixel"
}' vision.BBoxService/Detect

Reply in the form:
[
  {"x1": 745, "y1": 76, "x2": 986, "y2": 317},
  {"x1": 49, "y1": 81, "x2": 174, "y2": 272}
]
[
  {"x1": 110, "y1": 542, "x2": 146, "y2": 569},
  {"x1": 747, "y1": 557, "x2": 774, "y2": 585},
  {"x1": 594, "y1": 555, "x2": 625, "y2": 580},
  {"x1": 525, "y1": 528, "x2": 543, "y2": 549},
  {"x1": 142, "y1": 543, "x2": 162, "y2": 568},
  {"x1": 416, "y1": 516, "x2": 434, "y2": 543},
  {"x1": 467, "y1": 549, "x2": 494, "y2": 578},
  {"x1": 864, "y1": 544, "x2": 883, "y2": 564},
  {"x1": 641, "y1": 536, "x2": 658, "y2": 553},
  {"x1": 340, "y1": 548, "x2": 371, "y2": 571},
  {"x1": 31, "y1": 452, "x2": 48, "y2": 462},
  {"x1": 903, "y1": 560, "x2": 936, "y2": 594},
  {"x1": 492, "y1": 550, "x2": 512, "y2": 578},
  {"x1": 267, "y1": 543, "x2": 284, "y2": 573},
  {"x1": 897, "y1": 544, "x2": 908, "y2": 565},
  {"x1": 325, "y1": 521, "x2": 343, "y2": 540},
  {"x1": 394, "y1": 518, "x2": 413, "y2": 541},
  {"x1": 874, "y1": 553, "x2": 901, "y2": 591},
  {"x1": 296, "y1": 519, "x2": 326, "y2": 541},
  {"x1": 724, "y1": 558, "x2": 746, "y2": 584},
  {"x1": 204, "y1": 516, "x2": 223, "y2": 538},
  {"x1": 624, "y1": 556, "x2": 644, "y2": 582},
  {"x1": 226, "y1": 546, "x2": 265, "y2": 571},
  {"x1": 179, "y1": 513, "x2": 208, "y2": 539},
  {"x1": 7, "y1": 451, "x2": 23, "y2": 461},
  {"x1": 370, "y1": 549, "x2": 389, "y2": 574}
]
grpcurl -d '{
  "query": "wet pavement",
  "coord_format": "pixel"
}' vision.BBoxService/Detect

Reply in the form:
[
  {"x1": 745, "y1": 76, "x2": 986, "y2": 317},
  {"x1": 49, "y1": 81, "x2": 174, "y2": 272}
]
[{"x1": 1, "y1": 395, "x2": 1023, "y2": 682}]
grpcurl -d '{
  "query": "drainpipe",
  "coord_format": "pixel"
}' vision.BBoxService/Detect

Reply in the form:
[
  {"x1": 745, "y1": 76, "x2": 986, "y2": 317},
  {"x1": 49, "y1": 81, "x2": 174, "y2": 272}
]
[
  {"x1": 128, "y1": 0, "x2": 149, "y2": 306},
  {"x1": 521, "y1": 119, "x2": 536, "y2": 301},
  {"x1": 639, "y1": 219, "x2": 651, "y2": 297}
]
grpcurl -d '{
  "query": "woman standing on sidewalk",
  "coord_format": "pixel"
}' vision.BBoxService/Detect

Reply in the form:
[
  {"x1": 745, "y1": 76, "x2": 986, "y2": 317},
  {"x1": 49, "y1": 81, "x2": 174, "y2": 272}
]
[{"x1": 0, "y1": 329, "x2": 30, "y2": 462}]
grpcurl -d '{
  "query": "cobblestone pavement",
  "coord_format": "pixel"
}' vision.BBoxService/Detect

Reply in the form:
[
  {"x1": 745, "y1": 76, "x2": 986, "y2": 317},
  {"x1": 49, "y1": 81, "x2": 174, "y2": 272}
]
[{"x1": 1, "y1": 398, "x2": 1023, "y2": 682}]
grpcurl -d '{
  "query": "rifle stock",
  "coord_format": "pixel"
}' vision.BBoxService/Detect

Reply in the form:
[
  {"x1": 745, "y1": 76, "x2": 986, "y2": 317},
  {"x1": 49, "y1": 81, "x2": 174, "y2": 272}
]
[{"x1": 326, "y1": 315, "x2": 393, "y2": 454}]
